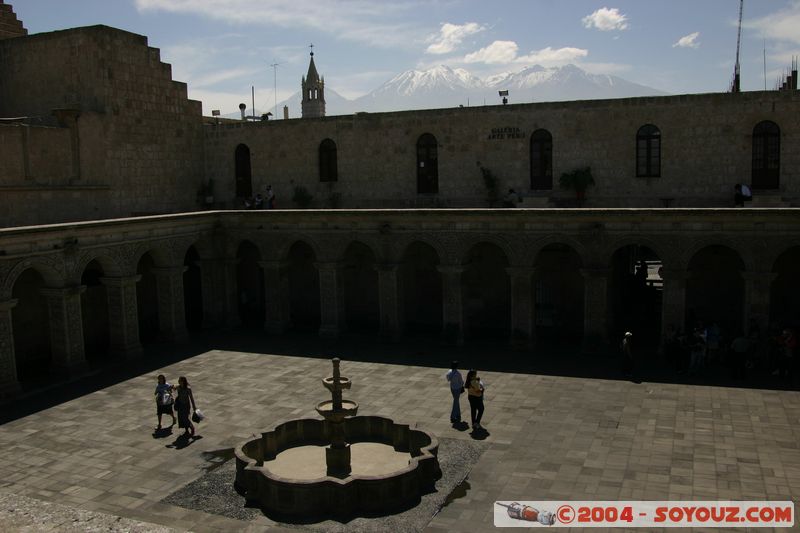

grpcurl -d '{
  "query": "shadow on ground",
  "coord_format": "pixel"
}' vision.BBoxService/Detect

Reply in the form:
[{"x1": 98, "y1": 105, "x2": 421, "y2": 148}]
[{"x1": 1, "y1": 326, "x2": 797, "y2": 424}]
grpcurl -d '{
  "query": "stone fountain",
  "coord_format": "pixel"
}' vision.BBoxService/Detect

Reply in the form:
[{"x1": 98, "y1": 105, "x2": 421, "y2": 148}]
[{"x1": 234, "y1": 358, "x2": 440, "y2": 519}]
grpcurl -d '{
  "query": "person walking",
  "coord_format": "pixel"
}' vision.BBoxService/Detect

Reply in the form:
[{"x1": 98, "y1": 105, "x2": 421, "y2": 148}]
[
  {"x1": 621, "y1": 331, "x2": 634, "y2": 378},
  {"x1": 154, "y1": 374, "x2": 175, "y2": 430},
  {"x1": 174, "y1": 376, "x2": 198, "y2": 438},
  {"x1": 465, "y1": 369, "x2": 485, "y2": 430},
  {"x1": 445, "y1": 361, "x2": 464, "y2": 424}
]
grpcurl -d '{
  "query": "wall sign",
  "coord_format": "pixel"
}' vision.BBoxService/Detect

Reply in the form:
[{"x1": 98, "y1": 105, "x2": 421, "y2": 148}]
[{"x1": 488, "y1": 127, "x2": 526, "y2": 140}]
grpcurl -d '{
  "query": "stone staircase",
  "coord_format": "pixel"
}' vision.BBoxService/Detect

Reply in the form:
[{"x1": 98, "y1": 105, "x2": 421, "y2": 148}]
[
  {"x1": 749, "y1": 192, "x2": 790, "y2": 207},
  {"x1": 0, "y1": 1, "x2": 27, "y2": 40}
]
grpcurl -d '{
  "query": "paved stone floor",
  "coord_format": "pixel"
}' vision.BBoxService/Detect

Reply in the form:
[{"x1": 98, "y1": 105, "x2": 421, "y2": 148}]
[{"x1": 1, "y1": 336, "x2": 799, "y2": 532}]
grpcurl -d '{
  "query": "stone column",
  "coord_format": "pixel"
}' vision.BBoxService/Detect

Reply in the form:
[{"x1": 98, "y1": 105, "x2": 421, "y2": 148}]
[
  {"x1": 580, "y1": 268, "x2": 610, "y2": 352},
  {"x1": 223, "y1": 258, "x2": 241, "y2": 328},
  {"x1": 317, "y1": 262, "x2": 343, "y2": 339},
  {"x1": 40, "y1": 286, "x2": 88, "y2": 375},
  {"x1": 260, "y1": 260, "x2": 290, "y2": 334},
  {"x1": 743, "y1": 271, "x2": 776, "y2": 335},
  {"x1": 100, "y1": 275, "x2": 143, "y2": 359},
  {"x1": 507, "y1": 267, "x2": 534, "y2": 346},
  {"x1": 377, "y1": 263, "x2": 401, "y2": 341},
  {"x1": 660, "y1": 269, "x2": 688, "y2": 336},
  {"x1": 437, "y1": 265, "x2": 464, "y2": 344},
  {"x1": 152, "y1": 266, "x2": 189, "y2": 343},
  {"x1": 0, "y1": 299, "x2": 21, "y2": 396},
  {"x1": 197, "y1": 258, "x2": 240, "y2": 329}
]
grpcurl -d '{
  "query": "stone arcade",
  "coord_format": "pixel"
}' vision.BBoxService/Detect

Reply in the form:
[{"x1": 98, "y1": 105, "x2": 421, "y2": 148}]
[{"x1": 1, "y1": 1, "x2": 799, "y2": 397}]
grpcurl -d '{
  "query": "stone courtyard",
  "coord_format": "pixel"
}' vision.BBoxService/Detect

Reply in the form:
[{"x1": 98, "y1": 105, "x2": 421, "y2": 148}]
[{"x1": 0, "y1": 334, "x2": 798, "y2": 532}]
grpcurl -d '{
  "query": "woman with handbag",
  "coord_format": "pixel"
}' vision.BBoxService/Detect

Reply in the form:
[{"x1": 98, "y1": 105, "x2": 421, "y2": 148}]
[
  {"x1": 174, "y1": 376, "x2": 198, "y2": 438},
  {"x1": 154, "y1": 374, "x2": 176, "y2": 430}
]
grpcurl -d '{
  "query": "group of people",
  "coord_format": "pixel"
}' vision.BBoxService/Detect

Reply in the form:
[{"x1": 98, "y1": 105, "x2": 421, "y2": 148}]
[
  {"x1": 243, "y1": 185, "x2": 275, "y2": 210},
  {"x1": 154, "y1": 375, "x2": 200, "y2": 438},
  {"x1": 662, "y1": 321, "x2": 798, "y2": 383},
  {"x1": 445, "y1": 362, "x2": 486, "y2": 430}
]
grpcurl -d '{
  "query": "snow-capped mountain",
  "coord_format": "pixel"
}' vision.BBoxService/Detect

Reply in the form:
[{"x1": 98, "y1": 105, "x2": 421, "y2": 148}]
[{"x1": 275, "y1": 64, "x2": 667, "y2": 117}]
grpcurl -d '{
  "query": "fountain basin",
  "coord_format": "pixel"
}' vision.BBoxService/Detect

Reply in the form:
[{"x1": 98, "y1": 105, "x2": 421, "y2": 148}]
[
  {"x1": 315, "y1": 399, "x2": 358, "y2": 420},
  {"x1": 234, "y1": 415, "x2": 441, "y2": 518}
]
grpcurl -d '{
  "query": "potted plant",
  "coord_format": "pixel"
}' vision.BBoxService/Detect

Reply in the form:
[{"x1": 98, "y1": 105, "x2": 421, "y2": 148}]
[
  {"x1": 478, "y1": 162, "x2": 499, "y2": 207},
  {"x1": 292, "y1": 185, "x2": 313, "y2": 208},
  {"x1": 197, "y1": 179, "x2": 215, "y2": 206},
  {"x1": 559, "y1": 167, "x2": 595, "y2": 207}
]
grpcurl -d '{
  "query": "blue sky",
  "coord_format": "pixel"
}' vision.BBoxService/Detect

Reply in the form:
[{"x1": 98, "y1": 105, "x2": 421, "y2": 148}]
[{"x1": 10, "y1": 1, "x2": 800, "y2": 115}]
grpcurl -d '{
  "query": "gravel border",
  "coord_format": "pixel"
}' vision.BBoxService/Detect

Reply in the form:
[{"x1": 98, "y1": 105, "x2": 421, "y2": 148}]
[
  {"x1": 163, "y1": 437, "x2": 487, "y2": 532},
  {"x1": 0, "y1": 489, "x2": 177, "y2": 533}
]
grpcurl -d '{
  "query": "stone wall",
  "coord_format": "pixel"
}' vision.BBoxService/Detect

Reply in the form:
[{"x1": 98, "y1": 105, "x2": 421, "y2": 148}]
[
  {"x1": 0, "y1": 1, "x2": 26, "y2": 40},
  {"x1": 0, "y1": 25, "x2": 205, "y2": 227},
  {"x1": 204, "y1": 91, "x2": 800, "y2": 209}
]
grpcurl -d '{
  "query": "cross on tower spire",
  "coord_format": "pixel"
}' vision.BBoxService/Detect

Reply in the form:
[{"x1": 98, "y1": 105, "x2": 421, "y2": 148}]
[{"x1": 309, "y1": 43, "x2": 314, "y2": 57}]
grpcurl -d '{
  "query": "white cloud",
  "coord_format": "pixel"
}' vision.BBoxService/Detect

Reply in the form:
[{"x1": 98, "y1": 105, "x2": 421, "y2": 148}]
[
  {"x1": 463, "y1": 41, "x2": 519, "y2": 64},
  {"x1": 463, "y1": 41, "x2": 587, "y2": 67},
  {"x1": 745, "y1": 1, "x2": 800, "y2": 45},
  {"x1": 582, "y1": 7, "x2": 629, "y2": 32},
  {"x1": 135, "y1": 0, "x2": 426, "y2": 48},
  {"x1": 517, "y1": 46, "x2": 588, "y2": 65},
  {"x1": 426, "y1": 22, "x2": 485, "y2": 55},
  {"x1": 673, "y1": 32, "x2": 700, "y2": 49}
]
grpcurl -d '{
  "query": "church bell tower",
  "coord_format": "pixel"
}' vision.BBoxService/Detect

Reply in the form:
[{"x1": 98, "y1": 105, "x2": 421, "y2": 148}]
[{"x1": 301, "y1": 45, "x2": 325, "y2": 119}]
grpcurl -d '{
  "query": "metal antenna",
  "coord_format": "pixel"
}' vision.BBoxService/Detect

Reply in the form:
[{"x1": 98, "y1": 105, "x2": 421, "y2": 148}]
[
  {"x1": 733, "y1": 0, "x2": 743, "y2": 92},
  {"x1": 270, "y1": 61, "x2": 282, "y2": 119}
]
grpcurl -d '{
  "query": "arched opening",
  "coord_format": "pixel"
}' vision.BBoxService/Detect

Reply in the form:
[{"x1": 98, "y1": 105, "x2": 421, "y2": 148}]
[
  {"x1": 770, "y1": 246, "x2": 800, "y2": 330},
  {"x1": 636, "y1": 124, "x2": 661, "y2": 178},
  {"x1": 342, "y1": 242, "x2": 379, "y2": 332},
  {"x1": 183, "y1": 246, "x2": 203, "y2": 332},
  {"x1": 534, "y1": 244, "x2": 584, "y2": 344},
  {"x1": 81, "y1": 260, "x2": 109, "y2": 363},
  {"x1": 235, "y1": 143, "x2": 253, "y2": 198},
  {"x1": 686, "y1": 246, "x2": 744, "y2": 339},
  {"x1": 416, "y1": 133, "x2": 439, "y2": 194},
  {"x1": 287, "y1": 241, "x2": 320, "y2": 331},
  {"x1": 530, "y1": 129, "x2": 553, "y2": 190},
  {"x1": 462, "y1": 243, "x2": 510, "y2": 339},
  {"x1": 11, "y1": 269, "x2": 51, "y2": 383},
  {"x1": 751, "y1": 121, "x2": 780, "y2": 190},
  {"x1": 400, "y1": 242, "x2": 442, "y2": 335},
  {"x1": 136, "y1": 252, "x2": 160, "y2": 343},
  {"x1": 319, "y1": 138, "x2": 338, "y2": 182},
  {"x1": 236, "y1": 241, "x2": 265, "y2": 326},
  {"x1": 609, "y1": 245, "x2": 663, "y2": 346}
]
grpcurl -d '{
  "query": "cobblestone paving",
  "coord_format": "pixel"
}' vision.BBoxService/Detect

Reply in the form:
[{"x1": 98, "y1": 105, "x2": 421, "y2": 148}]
[{"x1": 0, "y1": 348, "x2": 799, "y2": 532}]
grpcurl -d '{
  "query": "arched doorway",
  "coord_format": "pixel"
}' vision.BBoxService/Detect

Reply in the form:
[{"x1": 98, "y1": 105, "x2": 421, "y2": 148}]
[
  {"x1": 235, "y1": 144, "x2": 253, "y2": 198},
  {"x1": 81, "y1": 260, "x2": 110, "y2": 362},
  {"x1": 400, "y1": 241, "x2": 442, "y2": 335},
  {"x1": 319, "y1": 139, "x2": 338, "y2": 182},
  {"x1": 752, "y1": 121, "x2": 780, "y2": 190},
  {"x1": 416, "y1": 133, "x2": 438, "y2": 194},
  {"x1": 534, "y1": 244, "x2": 584, "y2": 343},
  {"x1": 11, "y1": 269, "x2": 51, "y2": 383},
  {"x1": 770, "y1": 246, "x2": 800, "y2": 330},
  {"x1": 287, "y1": 241, "x2": 321, "y2": 331},
  {"x1": 183, "y1": 246, "x2": 203, "y2": 332},
  {"x1": 462, "y1": 243, "x2": 510, "y2": 339},
  {"x1": 236, "y1": 241, "x2": 265, "y2": 326},
  {"x1": 686, "y1": 246, "x2": 744, "y2": 338},
  {"x1": 609, "y1": 245, "x2": 663, "y2": 346},
  {"x1": 342, "y1": 242, "x2": 379, "y2": 332},
  {"x1": 137, "y1": 252, "x2": 160, "y2": 343}
]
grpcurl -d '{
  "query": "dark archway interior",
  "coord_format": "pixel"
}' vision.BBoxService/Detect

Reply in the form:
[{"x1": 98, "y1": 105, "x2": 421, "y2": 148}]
[
  {"x1": 770, "y1": 246, "x2": 800, "y2": 330},
  {"x1": 81, "y1": 260, "x2": 109, "y2": 362},
  {"x1": 462, "y1": 243, "x2": 510, "y2": 339},
  {"x1": 288, "y1": 241, "x2": 320, "y2": 331},
  {"x1": 183, "y1": 246, "x2": 203, "y2": 331},
  {"x1": 237, "y1": 241, "x2": 265, "y2": 326},
  {"x1": 343, "y1": 242, "x2": 379, "y2": 332},
  {"x1": 400, "y1": 242, "x2": 442, "y2": 335},
  {"x1": 686, "y1": 245, "x2": 744, "y2": 339},
  {"x1": 12, "y1": 268, "x2": 51, "y2": 383},
  {"x1": 609, "y1": 245, "x2": 663, "y2": 346},
  {"x1": 137, "y1": 253, "x2": 160, "y2": 343},
  {"x1": 534, "y1": 244, "x2": 583, "y2": 342}
]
